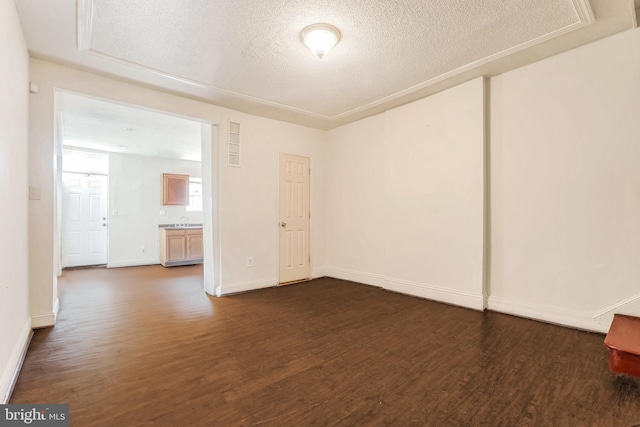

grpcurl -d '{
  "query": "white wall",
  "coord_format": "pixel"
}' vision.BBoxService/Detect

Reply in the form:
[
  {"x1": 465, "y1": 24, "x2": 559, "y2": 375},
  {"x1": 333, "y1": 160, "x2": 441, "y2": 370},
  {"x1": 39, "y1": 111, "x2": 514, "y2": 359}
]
[
  {"x1": 489, "y1": 28, "x2": 640, "y2": 332},
  {"x1": 324, "y1": 77, "x2": 486, "y2": 310},
  {"x1": 0, "y1": 0, "x2": 32, "y2": 402},
  {"x1": 324, "y1": 29, "x2": 640, "y2": 332},
  {"x1": 108, "y1": 153, "x2": 202, "y2": 267},
  {"x1": 26, "y1": 22, "x2": 640, "y2": 339},
  {"x1": 218, "y1": 111, "x2": 326, "y2": 293},
  {"x1": 62, "y1": 148, "x2": 109, "y2": 175},
  {"x1": 324, "y1": 115, "x2": 387, "y2": 282},
  {"x1": 28, "y1": 59, "x2": 326, "y2": 307}
]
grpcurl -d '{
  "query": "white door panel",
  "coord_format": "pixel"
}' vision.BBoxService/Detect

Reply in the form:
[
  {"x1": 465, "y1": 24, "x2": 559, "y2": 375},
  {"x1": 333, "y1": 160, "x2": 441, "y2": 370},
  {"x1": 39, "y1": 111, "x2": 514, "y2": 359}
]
[
  {"x1": 278, "y1": 153, "x2": 311, "y2": 284},
  {"x1": 62, "y1": 173, "x2": 108, "y2": 267}
]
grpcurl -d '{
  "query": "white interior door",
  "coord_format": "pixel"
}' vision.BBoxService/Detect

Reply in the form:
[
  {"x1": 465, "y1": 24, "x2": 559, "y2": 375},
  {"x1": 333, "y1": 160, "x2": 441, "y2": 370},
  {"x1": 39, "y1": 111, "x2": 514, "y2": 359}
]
[
  {"x1": 278, "y1": 153, "x2": 311, "y2": 284},
  {"x1": 62, "y1": 172, "x2": 108, "y2": 267}
]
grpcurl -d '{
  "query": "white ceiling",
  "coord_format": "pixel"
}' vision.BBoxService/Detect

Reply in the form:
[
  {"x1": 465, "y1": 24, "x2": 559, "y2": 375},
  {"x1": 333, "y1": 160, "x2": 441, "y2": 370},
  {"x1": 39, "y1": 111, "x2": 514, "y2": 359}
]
[
  {"x1": 15, "y1": 0, "x2": 637, "y2": 129},
  {"x1": 59, "y1": 92, "x2": 203, "y2": 161}
]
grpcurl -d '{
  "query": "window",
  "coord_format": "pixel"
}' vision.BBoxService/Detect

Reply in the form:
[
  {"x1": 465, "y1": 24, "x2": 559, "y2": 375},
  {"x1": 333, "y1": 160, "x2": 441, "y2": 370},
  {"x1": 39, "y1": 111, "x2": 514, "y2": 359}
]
[{"x1": 186, "y1": 178, "x2": 202, "y2": 212}]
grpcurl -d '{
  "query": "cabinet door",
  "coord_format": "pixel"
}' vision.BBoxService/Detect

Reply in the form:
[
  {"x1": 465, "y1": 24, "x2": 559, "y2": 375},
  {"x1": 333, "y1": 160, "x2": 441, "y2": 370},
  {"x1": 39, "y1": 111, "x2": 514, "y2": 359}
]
[
  {"x1": 186, "y1": 230, "x2": 203, "y2": 260},
  {"x1": 163, "y1": 173, "x2": 189, "y2": 205},
  {"x1": 166, "y1": 231, "x2": 187, "y2": 261}
]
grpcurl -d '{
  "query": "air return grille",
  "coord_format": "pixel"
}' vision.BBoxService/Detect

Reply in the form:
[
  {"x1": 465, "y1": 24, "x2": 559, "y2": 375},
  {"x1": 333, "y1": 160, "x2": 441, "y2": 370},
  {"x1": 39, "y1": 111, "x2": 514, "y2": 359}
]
[{"x1": 228, "y1": 121, "x2": 241, "y2": 167}]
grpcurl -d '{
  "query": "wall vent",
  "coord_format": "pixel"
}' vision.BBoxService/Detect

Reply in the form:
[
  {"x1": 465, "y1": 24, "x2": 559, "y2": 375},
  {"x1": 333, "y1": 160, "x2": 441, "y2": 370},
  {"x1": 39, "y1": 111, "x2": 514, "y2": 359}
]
[{"x1": 228, "y1": 121, "x2": 241, "y2": 167}]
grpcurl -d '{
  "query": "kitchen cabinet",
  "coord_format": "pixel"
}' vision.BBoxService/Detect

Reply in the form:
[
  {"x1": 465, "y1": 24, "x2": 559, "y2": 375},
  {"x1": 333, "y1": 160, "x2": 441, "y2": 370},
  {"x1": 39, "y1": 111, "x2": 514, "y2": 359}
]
[
  {"x1": 162, "y1": 173, "x2": 189, "y2": 205},
  {"x1": 185, "y1": 230, "x2": 203, "y2": 259},
  {"x1": 159, "y1": 227, "x2": 203, "y2": 266}
]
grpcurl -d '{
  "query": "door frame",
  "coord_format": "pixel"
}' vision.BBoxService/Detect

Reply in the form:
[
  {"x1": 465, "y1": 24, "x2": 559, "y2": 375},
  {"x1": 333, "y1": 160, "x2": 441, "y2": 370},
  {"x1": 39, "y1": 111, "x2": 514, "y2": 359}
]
[{"x1": 53, "y1": 90, "x2": 221, "y2": 296}]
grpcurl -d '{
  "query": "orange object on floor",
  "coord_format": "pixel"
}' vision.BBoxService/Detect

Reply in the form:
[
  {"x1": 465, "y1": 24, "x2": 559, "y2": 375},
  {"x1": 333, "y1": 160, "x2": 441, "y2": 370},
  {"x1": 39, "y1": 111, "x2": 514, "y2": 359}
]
[{"x1": 604, "y1": 314, "x2": 640, "y2": 378}]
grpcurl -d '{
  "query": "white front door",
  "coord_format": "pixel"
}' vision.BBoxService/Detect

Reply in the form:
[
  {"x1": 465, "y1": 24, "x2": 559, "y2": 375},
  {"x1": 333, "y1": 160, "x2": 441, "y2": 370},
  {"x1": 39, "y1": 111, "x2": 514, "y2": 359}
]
[
  {"x1": 62, "y1": 172, "x2": 108, "y2": 267},
  {"x1": 278, "y1": 153, "x2": 311, "y2": 284}
]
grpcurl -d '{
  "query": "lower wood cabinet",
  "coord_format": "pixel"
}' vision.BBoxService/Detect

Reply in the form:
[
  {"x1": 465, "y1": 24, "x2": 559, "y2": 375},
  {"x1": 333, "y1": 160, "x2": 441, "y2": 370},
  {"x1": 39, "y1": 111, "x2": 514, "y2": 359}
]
[
  {"x1": 186, "y1": 230, "x2": 203, "y2": 260},
  {"x1": 159, "y1": 228, "x2": 203, "y2": 267}
]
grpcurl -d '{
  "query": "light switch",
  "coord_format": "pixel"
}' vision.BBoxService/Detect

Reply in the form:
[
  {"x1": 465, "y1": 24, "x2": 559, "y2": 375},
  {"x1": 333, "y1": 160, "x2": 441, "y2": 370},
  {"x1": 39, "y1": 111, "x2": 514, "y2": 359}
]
[
  {"x1": 112, "y1": 210, "x2": 118, "y2": 216},
  {"x1": 29, "y1": 186, "x2": 41, "y2": 200},
  {"x1": 159, "y1": 210, "x2": 166, "y2": 216}
]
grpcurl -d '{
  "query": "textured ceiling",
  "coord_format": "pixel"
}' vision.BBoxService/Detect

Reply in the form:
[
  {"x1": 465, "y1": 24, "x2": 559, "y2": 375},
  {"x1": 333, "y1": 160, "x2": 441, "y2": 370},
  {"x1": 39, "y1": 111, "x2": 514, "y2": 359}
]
[
  {"x1": 59, "y1": 92, "x2": 202, "y2": 161},
  {"x1": 15, "y1": 0, "x2": 636, "y2": 129},
  {"x1": 87, "y1": 0, "x2": 582, "y2": 118}
]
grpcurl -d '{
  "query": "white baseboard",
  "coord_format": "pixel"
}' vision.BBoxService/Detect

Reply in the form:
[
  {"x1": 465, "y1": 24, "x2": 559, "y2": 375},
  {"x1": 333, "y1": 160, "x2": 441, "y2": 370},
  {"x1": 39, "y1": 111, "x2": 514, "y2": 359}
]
[
  {"x1": 323, "y1": 266, "x2": 386, "y2": 288},
  {"x1": 53, "y1": 297, "x2": 59, "y2": 323},
  {"x1": 311, "y1": 267, "x2": 326, "y2": 279},
  {"x1": 488, "y1": 296, "x2": 607, "y2": 334},
  {"x1": 220, "y1": 279, "x2": 276, "y2": 295},
  {"x1": 323, "y1": 266, "x2": 483, "y2": 311},
  {"x1": 31, "y1": 297, "x2": 59, "y2": 329},
  {"x1": 593, "y1": 294, "x2": 640, "y2": 318},
  {"x1": 384, "y1": 277, "x2": 484, "y2": 311},
  {"x1": 1, "y1": 318, "x2": 32, "y2": 404},
  {"x1": 592, "y1": 293, "x2": 640, "y2": 332},
  {"x1": 107, "y1": 258, "x2": 160, "y2": 268}
]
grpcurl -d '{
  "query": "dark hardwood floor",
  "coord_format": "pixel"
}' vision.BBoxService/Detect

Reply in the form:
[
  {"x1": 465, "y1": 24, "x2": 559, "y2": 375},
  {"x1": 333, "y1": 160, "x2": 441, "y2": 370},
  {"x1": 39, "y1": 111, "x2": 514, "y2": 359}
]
[{"x1": 10, "y1": 265, "x2": 640, "y2": 426}]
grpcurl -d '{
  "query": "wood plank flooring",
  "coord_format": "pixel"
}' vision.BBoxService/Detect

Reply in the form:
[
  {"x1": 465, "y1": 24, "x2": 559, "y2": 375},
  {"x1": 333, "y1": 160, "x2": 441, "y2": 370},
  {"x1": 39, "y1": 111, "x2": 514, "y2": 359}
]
[{"x1": 10, "y1": 265, "x2": 640, "y2": 426}]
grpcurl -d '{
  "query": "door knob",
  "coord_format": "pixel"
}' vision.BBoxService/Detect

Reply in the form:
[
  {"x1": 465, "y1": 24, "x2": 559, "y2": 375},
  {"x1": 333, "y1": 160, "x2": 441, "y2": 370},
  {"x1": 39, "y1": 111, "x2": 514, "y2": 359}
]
[{"x1": 280, "y1": 222, "x2": 286, "y2": 228}]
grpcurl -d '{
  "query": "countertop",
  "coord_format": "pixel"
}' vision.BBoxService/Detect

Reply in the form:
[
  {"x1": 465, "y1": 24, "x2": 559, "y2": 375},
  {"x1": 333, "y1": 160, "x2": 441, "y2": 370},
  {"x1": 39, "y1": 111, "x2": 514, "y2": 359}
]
[{"x1": 158, "y1": 224, "x2": 203, "y2": 230}]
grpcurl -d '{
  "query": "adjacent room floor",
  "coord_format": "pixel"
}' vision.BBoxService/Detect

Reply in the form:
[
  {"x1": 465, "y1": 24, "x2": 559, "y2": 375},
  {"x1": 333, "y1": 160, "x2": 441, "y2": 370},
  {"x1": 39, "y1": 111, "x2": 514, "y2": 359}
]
[{"x1": 10, "y1": 265, "x2": 640, "y2": 425}]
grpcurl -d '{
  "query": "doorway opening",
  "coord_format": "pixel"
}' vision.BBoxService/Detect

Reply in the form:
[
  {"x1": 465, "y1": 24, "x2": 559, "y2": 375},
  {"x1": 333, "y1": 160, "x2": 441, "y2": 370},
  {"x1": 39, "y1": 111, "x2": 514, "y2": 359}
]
[{"x1": 55, "y1": 90, "x2": 220, "y2": 295}]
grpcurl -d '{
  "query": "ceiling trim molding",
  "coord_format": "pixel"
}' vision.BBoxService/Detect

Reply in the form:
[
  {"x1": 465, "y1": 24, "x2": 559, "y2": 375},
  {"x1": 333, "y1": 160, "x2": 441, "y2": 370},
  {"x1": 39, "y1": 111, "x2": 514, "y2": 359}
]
[
  {"x1": 572, "y1": 0, "x2": 596, "y2": 22},
  {"x1": 76, "y1": 0, "x2": 94, "y2": 51},
  {"x1": 75, "y1": 0, "x2": 596, "y2": 124},
  {"x1": 75, "y1": 0, "x2": 331, "y2": 119},
  {"x1": 330, "y1": 1, "x2": 596, "y2": 121},
  {"x1": 80, "y1": 47, "x2": 335, "y2": 120}
]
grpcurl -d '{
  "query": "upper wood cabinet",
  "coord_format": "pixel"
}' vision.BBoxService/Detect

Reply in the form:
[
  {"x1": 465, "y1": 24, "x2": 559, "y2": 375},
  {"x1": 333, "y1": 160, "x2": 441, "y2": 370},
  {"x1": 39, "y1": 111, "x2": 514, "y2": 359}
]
[{"x1": 162, "y1": 173, "x2": 189, "y2": 205}]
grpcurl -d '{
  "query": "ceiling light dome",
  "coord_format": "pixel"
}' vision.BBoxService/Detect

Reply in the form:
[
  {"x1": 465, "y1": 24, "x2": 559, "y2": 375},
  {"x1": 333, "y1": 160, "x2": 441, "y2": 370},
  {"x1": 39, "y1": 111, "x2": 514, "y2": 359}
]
[{"x1": 301, "y1": 23, "x2": 341, "y2": 59}]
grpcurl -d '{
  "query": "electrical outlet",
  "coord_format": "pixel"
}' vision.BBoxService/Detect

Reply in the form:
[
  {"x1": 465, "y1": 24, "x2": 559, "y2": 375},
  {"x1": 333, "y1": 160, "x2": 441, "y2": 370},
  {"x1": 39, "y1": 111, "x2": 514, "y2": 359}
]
[{"x1": 247, "y1": 256, "x2": 253, "y2": 268}]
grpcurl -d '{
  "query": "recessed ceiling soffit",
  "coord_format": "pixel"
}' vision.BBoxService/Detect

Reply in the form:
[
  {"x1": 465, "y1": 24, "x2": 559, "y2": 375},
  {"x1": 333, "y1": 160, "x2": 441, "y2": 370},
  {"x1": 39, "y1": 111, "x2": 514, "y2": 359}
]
[{"x1": 76, "y1": 0, "x2": 593, "y2": 120}]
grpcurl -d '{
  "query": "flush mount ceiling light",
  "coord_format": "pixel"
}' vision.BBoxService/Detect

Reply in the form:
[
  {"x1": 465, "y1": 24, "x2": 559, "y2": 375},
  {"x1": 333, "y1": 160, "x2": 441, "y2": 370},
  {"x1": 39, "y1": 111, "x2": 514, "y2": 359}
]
[{"x1": 301, "y1": 23, "x2": 341, "y2": 59}]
